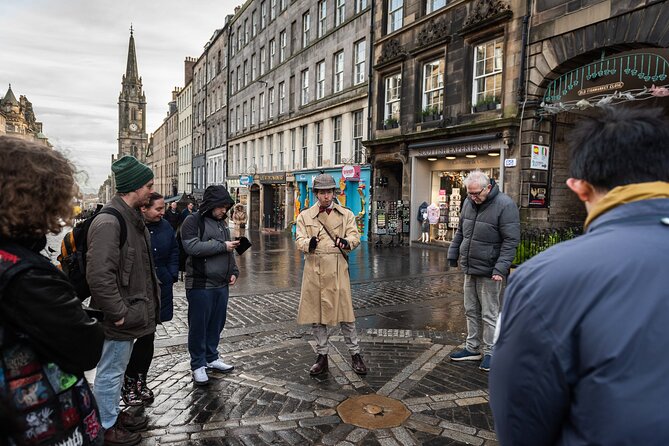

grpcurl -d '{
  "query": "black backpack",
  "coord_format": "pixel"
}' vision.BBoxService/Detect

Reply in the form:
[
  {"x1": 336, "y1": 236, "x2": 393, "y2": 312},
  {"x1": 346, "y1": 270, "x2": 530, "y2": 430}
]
[{"x1": 57, "y1": 208, "x2": 127, "y2": 300}]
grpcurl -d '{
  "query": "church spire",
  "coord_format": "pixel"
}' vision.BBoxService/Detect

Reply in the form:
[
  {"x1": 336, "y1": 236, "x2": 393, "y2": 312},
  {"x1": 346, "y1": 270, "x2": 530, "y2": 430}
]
[{"x1": 125, "y1": 26, "x2": 139, "y2": 81}]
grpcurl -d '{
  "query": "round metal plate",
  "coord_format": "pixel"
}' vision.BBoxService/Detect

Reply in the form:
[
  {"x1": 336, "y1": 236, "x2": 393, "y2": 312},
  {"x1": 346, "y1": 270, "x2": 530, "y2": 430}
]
[{"x1": 337, "y1": 394, "x2": 410, "y2": 429}]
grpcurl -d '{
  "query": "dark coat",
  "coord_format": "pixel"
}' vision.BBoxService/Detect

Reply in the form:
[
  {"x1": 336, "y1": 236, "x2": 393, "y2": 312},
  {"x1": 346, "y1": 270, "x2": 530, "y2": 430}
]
[
  {"x1": 146, "y1": 218, "x2": 179, "y2": 321},
  {"x1": 164, "y1": 208, "x2": 180, "y2": 230}
]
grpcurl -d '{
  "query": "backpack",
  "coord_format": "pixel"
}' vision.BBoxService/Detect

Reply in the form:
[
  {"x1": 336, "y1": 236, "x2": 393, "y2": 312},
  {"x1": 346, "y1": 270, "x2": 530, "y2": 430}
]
[{"x1": 57, "y1": 208, "x2": 127, "y2": 300}]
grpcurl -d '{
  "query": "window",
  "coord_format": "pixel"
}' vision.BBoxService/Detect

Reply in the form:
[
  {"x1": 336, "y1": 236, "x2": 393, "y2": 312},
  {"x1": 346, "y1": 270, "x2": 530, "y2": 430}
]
[
  {"x1": 335, "y1": 0, "x2": 345, "y2": 26},
  {"x1": 279, "y1": 132, "x2": 285, "y2": 168},
  {"x1": 269, "y1": 39, "x2": 276, "y2": 69},
  {"x1": 333, "y1": 116, "x2": 342, "y2": 164},
  {"x1": 353, "y1": 110, "x2": 364, "y2": 163},
  {"x1": 334, "y1": 51, "x2": 344, "y2": 93},
  {"x1": 269, "y1": 87, "x2": 275, "y2": 118},
  {"x1": 271, "y1": 0, "x2": 277, "y2": 20},
  {"x1": 237, "y1": 26, "x2": 243, "y2": 51},
  {"x1": 251, "y1": 53, "x2": 257, "y2": 80},
  {"x1": 260, "y1": 46, "x2": 266, "y2": 75},
  {"x1": 281, "y1": 0, "x2": 287, "y2": 11},
  {"x1": 269, "y1": 135, "x2": 273, "y2": 169},
  {"x1": 301, "y1": 125, "x2": 308, "y2": 167},
  {"x1": 252, "y1": 10, "x2": 258, "y2": 37},
  {"x1": 316, "y1": 60, "x2": 326, "y2": 99},
  {"x1": 279, "y1": 30, "x2": 287, "y2": 63},
  {"x1": 279, "y1": 82, "x2": 286, "y2": 113},
  {"x1": 251, "y1": 139, "x2": 256, "y2": 170},
  {"x1": 316, "y1": 121, "x2": 323, "y2": 166},
  {"x1": 473, "y1": 38, "x2": 503, "y2": 107},
  {"x1": 244, "y1": 19, "x2": 249, "y2": 44},
  {"x1": 243, "y1": 60, "x2": 248, "y2": 86},
  {"x1": 230, "y1": 69, "x2": 236, "y2": 94},
  {"x1": 423, "y1": 59, "x2": 444, "y2": 114},
  {"x1": 388, "y1": 0, "x2": 403, "y2": 33},
  {"x1": 354, "y1": 39, "x2": 366, "y2": 85},
  {"x1": 243, "y1": 101, "x2": 248, "y2": 128},
  {"x1": 291, "y1": 128, "x2": 296, "y2": 168},
  {"x1": 318, "y1": 1, "x2": 327, "y2": 38},
  {"x1": 230, "y1": 108, "x2": 236, "y2": 132},
  {"x1": 231, "y1": 33, "x2": 236, "y2": 56},
  {"x1": 236, "y1": 105, "x2": 240, "y2": 131},
  {"x1": 243, "y1": 143, "x2": 248, "y2": 172},
  {"x1": 384, "y1": 73, "x2": 402, "y2": 121},
  {"x1": 302, "y1": 11, "x2": 311, "y2": 48},
  {"x1": 301, "y1": 69, "x2": 310, "y2": 105},
  {"x1": 251, "y1": 97, "x2": 257, "y2": 125},
  {"x1": 236, "y1": 65, "x2": 242, "y2": 91},
  {"x1": 355, "y1": 0, "x2": 368, "y2": 13},
  {"x1": 426, "y1": 0, "x2": 445, "y2": 14},
  {"x1": 259, "y1": 138, "x2": 264, "y2": 170},
  {"x1": 259, "y1": 92, "x2": 266, "y2": 121},
  {"x1": 261, "y1": 1, "x2": 267, "y2": 28}
]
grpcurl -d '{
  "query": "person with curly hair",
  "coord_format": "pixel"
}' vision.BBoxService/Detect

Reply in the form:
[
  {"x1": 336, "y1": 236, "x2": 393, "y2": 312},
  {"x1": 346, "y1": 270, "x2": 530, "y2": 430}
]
[{"x1": 0, "y1": 136, "x2": 105, "y2": 445}]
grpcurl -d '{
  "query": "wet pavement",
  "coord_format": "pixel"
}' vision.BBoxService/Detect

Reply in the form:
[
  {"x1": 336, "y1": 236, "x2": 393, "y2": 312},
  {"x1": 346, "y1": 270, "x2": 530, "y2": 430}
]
[{"x1": 49, "y1": 231, "x2": 497, "y2": 445}]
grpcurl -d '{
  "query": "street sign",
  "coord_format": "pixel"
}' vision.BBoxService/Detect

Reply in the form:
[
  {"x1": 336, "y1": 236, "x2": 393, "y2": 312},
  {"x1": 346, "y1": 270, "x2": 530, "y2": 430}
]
[
  {"x1": 504, "y1": 158, "x2": 517, "y2": 167},
  {"x1": 239, "y1": 175, "x2": 253, "y2": 186}
]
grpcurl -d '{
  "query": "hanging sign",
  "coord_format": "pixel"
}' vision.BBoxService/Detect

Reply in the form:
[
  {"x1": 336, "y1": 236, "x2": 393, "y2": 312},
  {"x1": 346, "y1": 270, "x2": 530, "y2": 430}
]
[
  {"x1": 530, "y1": 145, "x2": 550, "y2": 170},
  {"x1": 239, "y1": 175, "x2": 253, "y2": 186},
  {"x1": 342, "y1": 165, "x2": 361, "y2": 180}
]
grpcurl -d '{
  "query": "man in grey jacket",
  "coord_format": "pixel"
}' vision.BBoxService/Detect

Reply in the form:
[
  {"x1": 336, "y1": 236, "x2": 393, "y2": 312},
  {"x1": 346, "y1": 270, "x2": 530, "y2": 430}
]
[
  {"x1": 447, "y1": 170, "x2": 519, "y2": 372},
  {"x1": 87, "y1": 155, "x2": 161, "y2": 446},
  {"x1": 181, "y1": 185, "x2": 239, "y2": 385}
]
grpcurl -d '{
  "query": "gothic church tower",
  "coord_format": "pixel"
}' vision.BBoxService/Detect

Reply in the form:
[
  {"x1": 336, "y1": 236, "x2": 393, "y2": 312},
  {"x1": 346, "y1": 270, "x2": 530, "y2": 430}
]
[{"x1": 118, "y1": 27, "x2": 147, "y2": 161}]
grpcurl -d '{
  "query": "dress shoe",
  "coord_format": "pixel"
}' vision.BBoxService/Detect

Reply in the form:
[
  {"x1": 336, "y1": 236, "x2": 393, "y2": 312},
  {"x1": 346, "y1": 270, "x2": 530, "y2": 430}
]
[
  {"x1": 117, "y1": 409, "x2": 148, "y2": 433},
  {"x1": 103, "y1": 422, "x2": 141, "y2": 446},
  {"x1": 351, "y1": 353, "x2": 368, "y2": 375},
  {"x1": 309, "y1": 354, "x2": 328, "y2": 375}
]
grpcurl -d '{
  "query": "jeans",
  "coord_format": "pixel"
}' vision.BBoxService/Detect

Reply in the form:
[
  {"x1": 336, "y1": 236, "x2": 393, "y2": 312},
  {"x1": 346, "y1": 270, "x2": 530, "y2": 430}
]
[
  {"x1": 187, "y1": 287, "x2": 229, "y2": 370},
  {"x1": 463, "y1": 274, "x2": 502, "y2": 356},
  {"x1": 312, "y1": 322, "x2": 361, "y2": 355},
  {"x1": 93, "y1": 339, "x2": 134, "y2": 429}
]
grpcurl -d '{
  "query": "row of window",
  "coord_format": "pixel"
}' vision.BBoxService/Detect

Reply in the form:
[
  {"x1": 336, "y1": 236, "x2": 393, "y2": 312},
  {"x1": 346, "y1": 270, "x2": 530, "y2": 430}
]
[{"x1": 388, "y1": 0, "x2": 446, "y2": 34}]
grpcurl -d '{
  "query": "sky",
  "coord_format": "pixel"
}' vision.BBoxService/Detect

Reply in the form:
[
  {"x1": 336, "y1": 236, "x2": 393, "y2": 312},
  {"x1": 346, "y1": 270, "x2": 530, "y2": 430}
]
[{"x1": 0, "y1": 0, "x2": 238, "y2": 193}]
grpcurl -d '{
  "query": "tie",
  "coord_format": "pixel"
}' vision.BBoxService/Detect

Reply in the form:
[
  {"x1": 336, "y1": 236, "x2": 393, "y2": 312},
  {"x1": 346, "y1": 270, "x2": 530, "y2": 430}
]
[{"x1": 319, "y1": 206, "x2": 332, "y2": 215}]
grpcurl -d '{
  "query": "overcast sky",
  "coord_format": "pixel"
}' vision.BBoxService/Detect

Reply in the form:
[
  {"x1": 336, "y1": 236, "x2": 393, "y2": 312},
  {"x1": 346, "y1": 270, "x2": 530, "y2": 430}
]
[{"x1": 0, "y1": 0, "x2": 238, "y2": 193}]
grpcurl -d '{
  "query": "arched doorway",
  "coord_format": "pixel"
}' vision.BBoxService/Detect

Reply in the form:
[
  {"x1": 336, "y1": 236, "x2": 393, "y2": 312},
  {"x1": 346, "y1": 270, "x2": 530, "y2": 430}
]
[{"x1": 249, "y1": 184, "x2": 260, "y2": 231}]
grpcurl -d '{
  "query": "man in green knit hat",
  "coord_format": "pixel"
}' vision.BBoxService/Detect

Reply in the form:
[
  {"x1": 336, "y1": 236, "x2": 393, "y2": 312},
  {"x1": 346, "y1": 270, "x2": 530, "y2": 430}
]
[{"x1": 87, "y1": 155, "x2": 161, "y2": 446}]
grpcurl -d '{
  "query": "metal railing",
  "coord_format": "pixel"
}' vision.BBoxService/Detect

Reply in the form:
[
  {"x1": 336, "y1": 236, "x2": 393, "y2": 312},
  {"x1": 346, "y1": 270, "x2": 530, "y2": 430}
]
[{"x1": 512, "y1": 226, "x2": 582, "y2": 266}]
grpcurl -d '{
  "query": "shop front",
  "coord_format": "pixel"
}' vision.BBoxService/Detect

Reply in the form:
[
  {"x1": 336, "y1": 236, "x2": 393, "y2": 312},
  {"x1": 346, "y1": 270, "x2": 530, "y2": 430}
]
[
  {"x1": 293, "y1": 165, "x2": 371, "y2": 241},
  {"x1": 256, "y1": 172, "x2": 287, "y2": 230},
  {"x1": 409, "y1": 135, "x2": 505, "y2": 245}
]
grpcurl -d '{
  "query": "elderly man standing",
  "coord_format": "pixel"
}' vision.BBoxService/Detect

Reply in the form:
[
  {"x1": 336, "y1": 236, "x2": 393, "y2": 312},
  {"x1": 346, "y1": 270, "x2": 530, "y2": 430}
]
[
  {"x1": 295, "y1": 173, "x2": 367, "y2": 376},
  {"x1": 447, "y1": 170, "x2": 519, "y2": 372}
]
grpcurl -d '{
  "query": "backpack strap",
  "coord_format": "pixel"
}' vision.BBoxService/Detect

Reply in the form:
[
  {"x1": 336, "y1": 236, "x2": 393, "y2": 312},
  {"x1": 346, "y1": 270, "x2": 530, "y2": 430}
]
[{"x1": 98, "y1": 207, "x2": 127, "y2": 247}]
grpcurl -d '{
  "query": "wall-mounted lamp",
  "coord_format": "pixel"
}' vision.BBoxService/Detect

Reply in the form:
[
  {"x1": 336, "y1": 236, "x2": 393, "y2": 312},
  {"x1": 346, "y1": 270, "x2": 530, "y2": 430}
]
[
  {"x1": 465, "y1": 154, "x2": 477, "y2": 158},
  {"x1": 427, "y1": 157, "x2": 437, "y2": 161},
  {"x1": 446, "y1": 156, "x2": 456, "y2": 160},
  {"x1": 487, "y1": 152, "x2": 500, "y2": 157}
]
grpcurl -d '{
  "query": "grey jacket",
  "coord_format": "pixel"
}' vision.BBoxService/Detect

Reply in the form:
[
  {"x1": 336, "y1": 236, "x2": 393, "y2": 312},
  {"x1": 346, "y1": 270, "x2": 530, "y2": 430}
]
[
  {"x1": 87, "y1": 195, "x2": 160, "y2": 340},
  {"x1": 447, "y1": 185, "x2": 520, "y2": 277}
]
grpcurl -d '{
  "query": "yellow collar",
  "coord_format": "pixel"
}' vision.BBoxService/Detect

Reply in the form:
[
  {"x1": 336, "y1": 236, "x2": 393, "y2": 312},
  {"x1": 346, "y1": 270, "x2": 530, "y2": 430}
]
[{"x1": 584, "y1": 181, "x2": 669, "y2": 229}]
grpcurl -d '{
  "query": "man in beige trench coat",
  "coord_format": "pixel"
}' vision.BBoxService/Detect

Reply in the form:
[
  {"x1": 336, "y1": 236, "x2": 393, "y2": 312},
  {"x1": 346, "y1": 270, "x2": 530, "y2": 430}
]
[{"x1": 295, "y1": 173, "x2": 368, "y2": 376}]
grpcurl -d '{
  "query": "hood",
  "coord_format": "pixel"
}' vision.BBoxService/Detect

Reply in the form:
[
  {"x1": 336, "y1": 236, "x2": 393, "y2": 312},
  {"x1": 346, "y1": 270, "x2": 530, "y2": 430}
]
[{"x1": 199, "y1": 185, "x2": 234, "y2": 216}]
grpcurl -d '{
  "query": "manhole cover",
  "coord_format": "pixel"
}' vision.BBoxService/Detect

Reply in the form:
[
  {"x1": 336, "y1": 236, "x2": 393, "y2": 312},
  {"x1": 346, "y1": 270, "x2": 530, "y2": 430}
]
[{"x1": 337, "y1": 394, "x2": 410, "y2": 429}]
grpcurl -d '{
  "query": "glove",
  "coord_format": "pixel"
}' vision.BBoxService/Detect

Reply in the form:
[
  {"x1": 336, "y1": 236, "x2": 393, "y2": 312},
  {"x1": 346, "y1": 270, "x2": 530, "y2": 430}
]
[
  {"x1": 336, "y1": 237, "x2": 350, "y2": 249},
  {"x1": 308, "y1": 236, "x2": 318, "y2": 253},
  {"x1": 448, "y1": 259, "x2": 458, "y2": 268}
]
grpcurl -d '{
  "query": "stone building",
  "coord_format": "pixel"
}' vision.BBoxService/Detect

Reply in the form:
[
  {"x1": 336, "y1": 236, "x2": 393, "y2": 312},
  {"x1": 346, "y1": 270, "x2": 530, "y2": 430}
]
[
  {"x1": 227, "y1": 0, "x2": 373, "y2": 236},
  {"x1": 0, "y1": 84, "x2": 50, "y2": 145},
  {"x1": 177, "y1": 58, "x2": 196, "y2": 195},
  {"x1": 149, "y1": 90, "x2": 180, "y2": 197}
]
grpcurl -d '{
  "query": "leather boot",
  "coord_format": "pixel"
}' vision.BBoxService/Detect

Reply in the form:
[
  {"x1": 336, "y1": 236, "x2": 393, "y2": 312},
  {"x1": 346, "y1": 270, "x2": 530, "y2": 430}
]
[
  {"x1": 117, "y1": 408, "x2": 148, "y2": 433},
  {"x1": 103, "y1": 422, "x2": 141, "y2": 446},
  {"x1": 121, "y1": 376, "x2": 143, "y2": 407},
  {"x1": 351, "y1": 353, "x2": 368, "y2": 375},
  {"x1": 309, "y1": 354, "x2": 328, "y2": 375},
  {"x1": 136, "y1": 373, "x2": 154, "y2": 404}
]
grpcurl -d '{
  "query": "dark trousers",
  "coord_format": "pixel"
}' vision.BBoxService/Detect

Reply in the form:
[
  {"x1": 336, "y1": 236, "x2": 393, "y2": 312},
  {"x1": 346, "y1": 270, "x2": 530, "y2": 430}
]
[
  {"x1": 125, "y1": 332, "x2": 155, "y2": 378},
  {"x1": 186, "y1": 287, "x2": 229, "y2": 370}
]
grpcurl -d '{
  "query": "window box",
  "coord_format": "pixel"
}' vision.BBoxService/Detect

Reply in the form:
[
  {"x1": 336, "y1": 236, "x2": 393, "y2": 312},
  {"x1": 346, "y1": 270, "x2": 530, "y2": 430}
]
[{"x1": 384, "y1": 118, "x2": 399, "y2": 129}]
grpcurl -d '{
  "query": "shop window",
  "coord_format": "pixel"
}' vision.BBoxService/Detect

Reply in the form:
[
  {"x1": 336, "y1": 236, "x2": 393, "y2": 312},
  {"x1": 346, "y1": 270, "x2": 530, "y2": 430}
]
[
  {"x1": 384, "y1": 73, "x2": 402, "y2": 124},
  {"x1": 422, "y1": 59, "x2": 444, "y2": 117},
  {"x1": 388, "y1": 0, "x2": 403, "y2": 33},
  {"x1": 472, "y1": 38, "x2": 503, "y2": 111}
]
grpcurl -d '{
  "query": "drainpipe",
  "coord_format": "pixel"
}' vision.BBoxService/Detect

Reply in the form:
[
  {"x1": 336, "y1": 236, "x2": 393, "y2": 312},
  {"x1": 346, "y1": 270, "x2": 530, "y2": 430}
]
[{"x1": 366, "y1": 1, "x2": 375, "y2": 150}]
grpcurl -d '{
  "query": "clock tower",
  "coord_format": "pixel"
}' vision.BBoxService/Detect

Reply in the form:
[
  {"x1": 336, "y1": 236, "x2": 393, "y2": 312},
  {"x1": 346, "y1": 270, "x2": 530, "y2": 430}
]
[{"x1": 118, "y1": 27, "x2": 147, "y2": 161}]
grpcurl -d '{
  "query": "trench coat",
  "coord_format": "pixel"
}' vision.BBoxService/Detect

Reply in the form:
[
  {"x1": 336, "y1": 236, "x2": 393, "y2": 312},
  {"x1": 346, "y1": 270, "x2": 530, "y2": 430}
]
[{"x1": 295, "y1": 203, "x2": 360, "y2": 326}]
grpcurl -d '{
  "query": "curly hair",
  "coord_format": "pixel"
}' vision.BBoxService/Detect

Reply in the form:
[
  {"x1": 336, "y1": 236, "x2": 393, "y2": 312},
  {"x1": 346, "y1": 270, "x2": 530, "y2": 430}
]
[{"x1": 0, "y1": 136, "x2": 80, "y2": 239}]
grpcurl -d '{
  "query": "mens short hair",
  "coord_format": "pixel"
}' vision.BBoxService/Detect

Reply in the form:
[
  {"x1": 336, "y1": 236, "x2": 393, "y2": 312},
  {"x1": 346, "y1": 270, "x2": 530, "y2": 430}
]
[
  {"x1": 569, "y1": 106, "x2": 669, "y2": 190},
  {"x1": 463, "y1": 170, "x2": 491, "y2": 189},
  {"x1": 0, "y1": 136, "x2": 80, "y2": 238}
]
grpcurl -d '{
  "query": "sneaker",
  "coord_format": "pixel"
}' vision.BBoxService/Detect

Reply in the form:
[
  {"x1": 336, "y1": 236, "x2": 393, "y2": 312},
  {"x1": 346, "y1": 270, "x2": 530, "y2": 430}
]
[
  {"x1": 193, "y1": 366, "x2": 209, "y2": 386},
  {"x1": 479, "y1": 354, "x2": 491, "y2": 372},
  {"x1": 206, "y1": 359, "x2": 234, "y2": 373},
  {"x1": 449, "y1": 348, "x2": 482, "y2": 362}
]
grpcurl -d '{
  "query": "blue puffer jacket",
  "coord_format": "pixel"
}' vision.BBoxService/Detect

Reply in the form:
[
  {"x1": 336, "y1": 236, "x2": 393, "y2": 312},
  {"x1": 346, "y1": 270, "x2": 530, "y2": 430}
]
[
  {"x1": 489, "y1": 198, "x2": 669, "y2": 445},
  {"x1": 146, "y1": 219, "x2": 179, "y2": 322}
]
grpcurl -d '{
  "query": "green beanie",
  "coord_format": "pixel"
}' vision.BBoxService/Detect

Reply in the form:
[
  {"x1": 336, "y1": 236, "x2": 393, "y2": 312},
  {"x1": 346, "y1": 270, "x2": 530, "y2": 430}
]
[{"x1": 112, "y1": 155, "x2": 154, "y2": 193}]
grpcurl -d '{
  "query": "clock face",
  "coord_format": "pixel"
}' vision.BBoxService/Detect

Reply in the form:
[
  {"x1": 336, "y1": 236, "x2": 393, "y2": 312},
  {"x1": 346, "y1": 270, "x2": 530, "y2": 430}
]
[{"x1": 129, "y1": 123, "x2": 138, "y2": 132}]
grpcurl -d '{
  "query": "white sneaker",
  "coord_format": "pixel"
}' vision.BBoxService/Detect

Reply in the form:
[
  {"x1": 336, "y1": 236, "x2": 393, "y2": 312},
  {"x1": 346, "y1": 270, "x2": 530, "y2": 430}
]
[
  {"x1": 206, "y1": 359, "x2": 234, "y2": 373},
  {"x1": 192, "y1": 366, "x2": 209, "y2": 386}
]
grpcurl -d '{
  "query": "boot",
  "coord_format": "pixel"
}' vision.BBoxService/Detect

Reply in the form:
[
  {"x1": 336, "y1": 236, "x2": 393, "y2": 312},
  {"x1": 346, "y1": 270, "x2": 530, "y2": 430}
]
[
  {"x1": 136, "y1": 373, "x2": 154, "y2": 404},
  {"x1": 309, "y1": 354, "x2": 328, "y2": 375},
  {"x1": 121, "y1": 376, "x2": 143, "y2": 406},
  {"x1": 103, "y1": 422, "x2": 141, "y2": 446},
  {"x1": 351, "y1": 353, "x2": 368, "y2": 375},
  {"x1": 117, "y1": 408, "x2": 149, "y2": 433}
]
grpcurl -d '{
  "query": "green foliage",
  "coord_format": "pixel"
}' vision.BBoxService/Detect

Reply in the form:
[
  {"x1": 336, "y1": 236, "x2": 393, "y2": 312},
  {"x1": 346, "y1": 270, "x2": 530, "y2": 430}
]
[{"x1": 512, "y1": 227, "x2": 581, "y2": 266}]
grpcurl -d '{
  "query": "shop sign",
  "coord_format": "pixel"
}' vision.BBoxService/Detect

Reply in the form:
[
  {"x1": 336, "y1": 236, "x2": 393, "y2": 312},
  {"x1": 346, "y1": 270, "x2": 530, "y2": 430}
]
[
  {"x1": 256, "y1": 172, "x2": 286, "y2": 184},
  {"x1": 529, "y1": 184, "x2": 548, "y2": 208},
  {"x1": 504, "y1": 158, "x2": 517, "y2": 167},
  {"x1": 530, "y1": 145, "x2": 549, "y2": 170},
  {"x1": 342, "y1": 165, "x2": 361, "y2": 180},
  {"x1": 239, "y1": 175, "x2": 253, "y2": 186},
  {"x1": 286, "y1": 174, "x2": 295, "y2": 182},
  {"x1": 297, "y1": 174, "x2": 308, "y2": 182},
  {"x1": 411, "y1": 140, "x2": 503, "y2": 157}
]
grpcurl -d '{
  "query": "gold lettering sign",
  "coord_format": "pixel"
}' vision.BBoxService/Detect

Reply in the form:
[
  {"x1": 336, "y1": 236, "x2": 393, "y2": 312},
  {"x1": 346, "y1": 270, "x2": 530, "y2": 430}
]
[{"x1": 578, "y1": 82, "x2": 624, "y2": 96}]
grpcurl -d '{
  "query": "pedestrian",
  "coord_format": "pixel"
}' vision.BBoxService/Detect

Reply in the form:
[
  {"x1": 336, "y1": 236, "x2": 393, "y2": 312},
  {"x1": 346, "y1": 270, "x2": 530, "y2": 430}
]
[
  {"x1": 164, "y1": 201, "x2": 180, "y2": 231},
  {"x1": 121, "y1": 192, "x2": 179, "y2": 407},
  {"x1": 87, "y1": 155, "x2": 161, "y2": 446},
  {"x1": 179, "y1": 201, "x2": 194, "y2": 226},
  {"x1": 0, "y1": 136, "x2": 105, "y2": 445},
  {"x1": 295, "y1": 173, "x2": 368, "y2": 376},
  {"x1": 180, "y1": 185, "x2": 239, "y2": 386},
  {"x1": 447, "y1": 170, "x2": 519, "y2": 372},
  {"x1": 489, "y1": 106, "x2": 669, "y2": 445}
]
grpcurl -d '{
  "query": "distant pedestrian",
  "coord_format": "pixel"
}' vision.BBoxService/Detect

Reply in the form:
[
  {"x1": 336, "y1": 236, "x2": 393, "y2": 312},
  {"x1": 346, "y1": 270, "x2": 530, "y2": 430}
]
[
  {"x1": 179, "y1": 202, "x2": 194, "y2": 226},
  {"x1": 490, "y1": 106, "x2": 669, "y2": 445},
  {"x1": 121, "y1": 192, "x2": 179, "y2": 407},
  {"x1": 180, "y1": 186, "x2": 239, "y2": 386},
  {"x1": 295, "y1": 173, "x2": 368, "y2": 376},
  {"x1": 447, "y1": 170, "x2": 519, "y2": 372},
  {"x1": 0, "y1": 136, "x2": 105, "y2": 445},
  {"x1": 164, "y1": 201, "x2": 180, "y2": 231}
]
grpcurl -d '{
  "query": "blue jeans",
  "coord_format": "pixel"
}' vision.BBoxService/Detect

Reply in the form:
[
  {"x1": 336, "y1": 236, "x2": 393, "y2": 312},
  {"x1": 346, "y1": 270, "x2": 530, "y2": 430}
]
[
  {"x1": 93, "y1": 339, "x2": 134, "y2": 429},
  {"x1": 187, "y1": 287, "x2": 229, "y2": 370},
  {"x1": 463, "y1": 274, "x2": 503, "y2": 356}
]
